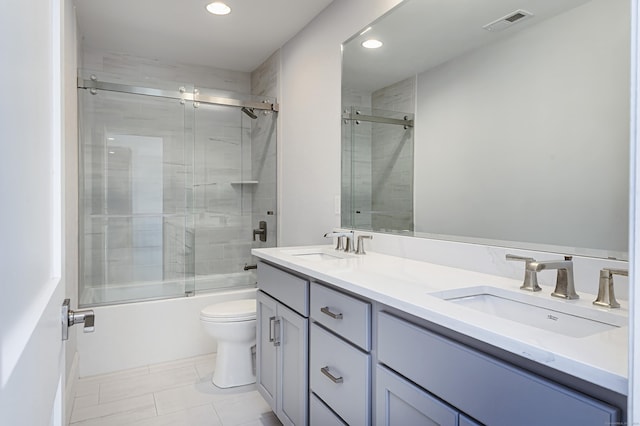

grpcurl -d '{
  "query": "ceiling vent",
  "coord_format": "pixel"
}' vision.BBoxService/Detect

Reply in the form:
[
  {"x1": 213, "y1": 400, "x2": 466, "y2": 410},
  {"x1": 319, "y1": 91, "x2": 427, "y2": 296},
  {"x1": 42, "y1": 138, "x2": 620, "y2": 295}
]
[{"x1": 483, "y1": 9, "x2": 533, "y2": 32}]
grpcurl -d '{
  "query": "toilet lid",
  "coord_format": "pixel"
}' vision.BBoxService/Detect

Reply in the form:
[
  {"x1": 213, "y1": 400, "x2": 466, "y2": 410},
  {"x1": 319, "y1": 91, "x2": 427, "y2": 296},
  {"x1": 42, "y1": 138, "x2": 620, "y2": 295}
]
[{"x1": 200, "y1": 299, "x2": 256, "y2": 321}]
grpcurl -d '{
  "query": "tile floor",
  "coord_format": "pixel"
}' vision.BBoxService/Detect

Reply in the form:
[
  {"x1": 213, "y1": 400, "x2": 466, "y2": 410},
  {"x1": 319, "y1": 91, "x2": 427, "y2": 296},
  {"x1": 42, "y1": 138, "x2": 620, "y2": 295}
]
[{"x1": 70, "y1": 353, "x2": 281, "y2": 426}]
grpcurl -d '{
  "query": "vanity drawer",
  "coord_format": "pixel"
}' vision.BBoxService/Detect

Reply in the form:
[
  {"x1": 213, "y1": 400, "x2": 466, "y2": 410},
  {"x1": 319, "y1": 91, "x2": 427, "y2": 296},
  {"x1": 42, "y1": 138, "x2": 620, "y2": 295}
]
[
  {"x1": 377, "y1": 312, "x2": 619, "y2": 426},
  {"x1": 310, "y1": 322, "x2": 371, "y2": 426},
  {"x1": 310, "y1": 392, "x2": 347, "y2": 426},
  {"x1": 257, "y1": 261, "x2": 309, "y2": 316},
  {"x1": 310, "y1": 282, "x2": 371, "y2": 351}
]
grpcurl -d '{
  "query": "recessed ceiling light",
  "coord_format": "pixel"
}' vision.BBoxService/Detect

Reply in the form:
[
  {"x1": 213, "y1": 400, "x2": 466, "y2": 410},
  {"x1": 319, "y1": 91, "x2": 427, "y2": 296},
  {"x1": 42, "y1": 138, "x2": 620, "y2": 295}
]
[
  {"x1": 206, "y1": 2, "x2": 231, "y2": 15},
  {"x1": 361, "y1": 39, "x2": 383, "y2": 49}
]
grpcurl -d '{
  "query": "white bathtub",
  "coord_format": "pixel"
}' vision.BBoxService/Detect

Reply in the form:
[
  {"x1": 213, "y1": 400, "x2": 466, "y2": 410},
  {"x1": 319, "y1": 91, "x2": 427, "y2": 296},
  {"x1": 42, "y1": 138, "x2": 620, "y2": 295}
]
[
  {"x1": 76, "y1": 286, "x2": 257, "y2": 377},
  {"x1": 79, "y1": 272, "x2": 257, "y2": 307}
]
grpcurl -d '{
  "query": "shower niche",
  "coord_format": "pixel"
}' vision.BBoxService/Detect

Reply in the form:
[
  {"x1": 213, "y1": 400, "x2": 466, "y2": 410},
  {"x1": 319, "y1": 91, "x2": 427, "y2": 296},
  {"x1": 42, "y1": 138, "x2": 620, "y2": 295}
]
[{"x1": 78, "y1": 71, "x2": 277, "y2": 306}]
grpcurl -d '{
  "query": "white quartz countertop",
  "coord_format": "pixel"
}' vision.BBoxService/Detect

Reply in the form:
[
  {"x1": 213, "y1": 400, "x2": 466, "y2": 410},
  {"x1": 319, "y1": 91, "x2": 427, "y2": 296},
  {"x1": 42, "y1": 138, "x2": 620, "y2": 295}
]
[{"x1": 252, "y1": 245, "x2": 628, "y2": 395}]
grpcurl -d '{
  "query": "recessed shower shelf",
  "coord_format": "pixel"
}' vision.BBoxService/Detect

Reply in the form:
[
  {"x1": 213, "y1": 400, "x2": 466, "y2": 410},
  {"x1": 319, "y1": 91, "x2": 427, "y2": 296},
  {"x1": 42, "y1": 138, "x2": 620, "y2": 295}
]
[{"x1": 230, "y1": 181, "x2": 259, "y2": 185}]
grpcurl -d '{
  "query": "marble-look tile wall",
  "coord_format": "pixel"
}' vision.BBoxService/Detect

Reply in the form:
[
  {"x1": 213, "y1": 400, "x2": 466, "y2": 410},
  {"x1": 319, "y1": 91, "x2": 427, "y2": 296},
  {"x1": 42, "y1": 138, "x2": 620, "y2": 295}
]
[
  {"x1": 79, "y1": 50, "x2": 276, "y2": 303},
  {"x1": 371, "y1": 77, "x2": 415, "y2": 232},
  {"x1": 249, "y1": 51, "x2": 279, "y2": 251},
  {"x1": 82, "y1": 50, "x2": 251, "y2": 94}
]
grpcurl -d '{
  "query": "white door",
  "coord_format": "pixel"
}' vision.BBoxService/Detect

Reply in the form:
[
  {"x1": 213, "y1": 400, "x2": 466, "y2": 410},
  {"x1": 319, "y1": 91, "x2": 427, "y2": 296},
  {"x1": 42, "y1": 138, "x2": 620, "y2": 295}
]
[{"x1": 0, "y1": 0, "x2": 67, "y2": 425}]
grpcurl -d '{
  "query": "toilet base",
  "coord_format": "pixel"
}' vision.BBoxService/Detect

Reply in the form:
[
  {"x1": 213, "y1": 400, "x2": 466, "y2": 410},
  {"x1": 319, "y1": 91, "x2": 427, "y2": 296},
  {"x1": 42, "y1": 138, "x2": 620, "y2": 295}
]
[{"x1": 212, "y1": 341, "x2": 256, "y2": 388}]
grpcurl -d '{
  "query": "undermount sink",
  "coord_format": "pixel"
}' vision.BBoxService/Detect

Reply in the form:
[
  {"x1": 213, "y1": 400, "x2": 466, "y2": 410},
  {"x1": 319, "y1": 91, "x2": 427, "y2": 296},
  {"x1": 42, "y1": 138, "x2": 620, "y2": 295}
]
[
  {"x1": 430, "y1": 286, "x2": 625, "y2": 338},
  {"x1": 283, "y1": 248, "x2": 354, "y2": 261}
]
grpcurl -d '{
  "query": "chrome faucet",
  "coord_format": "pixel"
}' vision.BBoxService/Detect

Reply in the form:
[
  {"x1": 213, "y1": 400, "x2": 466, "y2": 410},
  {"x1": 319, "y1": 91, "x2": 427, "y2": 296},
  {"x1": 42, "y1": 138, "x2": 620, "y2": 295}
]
[
  {"x1": 324, "y1": 231, "x2": 354, "y2": 252},
  {"x1": 593, "y1": 268, "x2": 627, "y2": 308},
  {"x1": 253, "y1": 221, "x2": 267, "y2": 242},
  {"x1": 527, "y1": 256, "x2": 579, "y2": 299},
  {"x1": 506, "y1": 254, "x2": 541, "y2": 292},
  {"x1": 355, "y1": 234, "x2": 373, "y2": 255}
]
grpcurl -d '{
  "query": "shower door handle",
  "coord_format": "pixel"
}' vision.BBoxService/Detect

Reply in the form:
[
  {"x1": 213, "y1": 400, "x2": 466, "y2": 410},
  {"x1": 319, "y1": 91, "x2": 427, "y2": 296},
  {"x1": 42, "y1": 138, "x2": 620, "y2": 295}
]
[{"x1": 62, "y1": 299, "x2": 95, "y2": 341}]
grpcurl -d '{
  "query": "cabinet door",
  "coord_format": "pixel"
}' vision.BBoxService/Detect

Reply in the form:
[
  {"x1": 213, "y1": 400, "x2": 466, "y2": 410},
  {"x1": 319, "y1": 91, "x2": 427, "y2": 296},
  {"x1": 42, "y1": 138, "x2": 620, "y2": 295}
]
[
  {"x1": 310, "y1": 323, "x2": 371, "y2": 426},
  {"x1": 376, "y1": 365, "x2": 458, "y2": 426},
  {"x1": 257, "y1": 291, "x2": 278, "y2": 410},
  {"x1": 278, "y1": 302, "x2": 309, "y2": 426}
]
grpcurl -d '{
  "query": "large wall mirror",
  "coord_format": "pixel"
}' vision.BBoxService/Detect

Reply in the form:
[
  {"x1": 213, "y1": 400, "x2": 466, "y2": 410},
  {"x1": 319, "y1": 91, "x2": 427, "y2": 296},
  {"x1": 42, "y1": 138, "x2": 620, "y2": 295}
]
[{"x1": 341, "y1": 0, "x2": 630, "y2": 260}]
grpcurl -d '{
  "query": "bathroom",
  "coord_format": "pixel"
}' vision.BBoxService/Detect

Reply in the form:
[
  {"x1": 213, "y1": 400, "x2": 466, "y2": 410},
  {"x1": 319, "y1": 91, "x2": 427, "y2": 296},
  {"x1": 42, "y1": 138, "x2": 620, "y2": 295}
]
[{"x1": 1, "y1": 0, "x2": 639, "y2": 425}]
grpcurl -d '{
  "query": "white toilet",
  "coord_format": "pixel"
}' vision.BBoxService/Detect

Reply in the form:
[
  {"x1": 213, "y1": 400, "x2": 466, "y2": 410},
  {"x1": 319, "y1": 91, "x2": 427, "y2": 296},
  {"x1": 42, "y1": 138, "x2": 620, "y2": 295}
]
[{"x1": 200, "y1": 299, "x2": 257, "y2": 388}]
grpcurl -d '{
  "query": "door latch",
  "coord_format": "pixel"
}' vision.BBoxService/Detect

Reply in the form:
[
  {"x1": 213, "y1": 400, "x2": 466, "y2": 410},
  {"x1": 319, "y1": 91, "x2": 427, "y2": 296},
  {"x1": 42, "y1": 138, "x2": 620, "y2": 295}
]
[{"x1": 62, "y1": 299, "x2": 95, "y2": 341}]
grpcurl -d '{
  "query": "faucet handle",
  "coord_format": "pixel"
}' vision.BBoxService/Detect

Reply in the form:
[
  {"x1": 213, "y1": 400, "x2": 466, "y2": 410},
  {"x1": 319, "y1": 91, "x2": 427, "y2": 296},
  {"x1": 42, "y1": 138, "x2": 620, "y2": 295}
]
[
  {"x1": 506, "y1": 254, "x2": 541, "y2": 292},
  {"x1": 324, "y1": 231, "x2": 352, "y2": 251},
  {"x1": 355, "y1": 235, "x2": 373, "y2": 255},
  {"x1": 505, "y1": 254, "x2": 535, "y2": 263},
  {"x1": 593, "y1": 268, "x2": 628, "y2": 308}
]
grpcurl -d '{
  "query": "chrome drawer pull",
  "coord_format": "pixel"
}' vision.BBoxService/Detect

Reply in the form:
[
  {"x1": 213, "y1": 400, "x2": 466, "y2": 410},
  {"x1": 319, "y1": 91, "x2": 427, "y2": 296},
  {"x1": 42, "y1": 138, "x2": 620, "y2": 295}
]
[
  {"x1": 320, "y1": 366, "x2": 343, "y2": 384},
  {"x1": 269, "y1": 316, "x2": 281, "y2": 346},
  {"x1": 320, "y1": 306, "x2": 343, "y2": 319},
  {"x1": 273, "y1": 317, "x2": 281, "y2": 347},
  {"x1": 268, "y1": 316, "x2": 276, "y2": 343}
]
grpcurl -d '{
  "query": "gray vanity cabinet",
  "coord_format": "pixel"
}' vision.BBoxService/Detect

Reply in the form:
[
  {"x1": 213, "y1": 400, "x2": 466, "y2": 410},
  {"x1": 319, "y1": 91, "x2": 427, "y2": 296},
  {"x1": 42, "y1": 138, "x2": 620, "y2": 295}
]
[
  {"x1": 309, "y1": 282, "x2": 372, "y2": 425},
  {"x1": 255, "y1": 258, "x2": 624, "y2": 426},
  {"x1": 377, "y1": 311, "x2": 620, "y2": 426},
  {"x1": 256, "y1": 262, "x2": 309, "y2": 426}
]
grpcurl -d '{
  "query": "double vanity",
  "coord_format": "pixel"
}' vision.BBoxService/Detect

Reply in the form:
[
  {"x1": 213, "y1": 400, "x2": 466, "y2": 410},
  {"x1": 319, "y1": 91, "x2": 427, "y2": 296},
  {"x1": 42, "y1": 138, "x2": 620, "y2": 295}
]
[{"x1": 252, "y1": 245, "x2": 628, "y2": 425}]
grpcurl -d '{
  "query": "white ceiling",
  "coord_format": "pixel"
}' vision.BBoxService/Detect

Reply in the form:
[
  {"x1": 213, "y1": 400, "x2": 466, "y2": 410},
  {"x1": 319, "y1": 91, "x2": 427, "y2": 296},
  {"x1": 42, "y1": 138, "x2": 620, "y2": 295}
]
[
  {"x1": 342, "y1": 0, "x2": 592, "y2": 92},
  {"x1": 75, "y1": 0, "x2": 335, "y2": 72}
]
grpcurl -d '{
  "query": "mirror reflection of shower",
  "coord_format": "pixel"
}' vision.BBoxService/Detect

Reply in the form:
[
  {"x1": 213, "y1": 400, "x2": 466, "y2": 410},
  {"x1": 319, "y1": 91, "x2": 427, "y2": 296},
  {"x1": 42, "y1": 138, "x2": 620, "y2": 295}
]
[
  {"x1": 78, "y1": 72, "x2": 278, "y2": 307},
  {"x1": 241, "y1": 107, "x2": 257, "y2": 119}
]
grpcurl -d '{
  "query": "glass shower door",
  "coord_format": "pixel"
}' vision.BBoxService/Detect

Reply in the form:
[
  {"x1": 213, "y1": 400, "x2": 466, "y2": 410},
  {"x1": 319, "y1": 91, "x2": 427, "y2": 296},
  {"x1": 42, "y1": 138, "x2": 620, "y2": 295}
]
[
  {"x1": 79, "y1": 87, "x2": 195, "y2": 306},
  {"x1": 191, "y1": 89, "x2": 278, "y2": 293}
]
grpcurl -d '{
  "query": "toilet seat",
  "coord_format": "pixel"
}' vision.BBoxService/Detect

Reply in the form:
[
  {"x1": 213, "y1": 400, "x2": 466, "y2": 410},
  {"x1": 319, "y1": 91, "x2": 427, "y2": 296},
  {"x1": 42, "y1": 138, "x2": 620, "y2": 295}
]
[{"x1": 200, "y1": 299, "x2": 256, "y2": 322}]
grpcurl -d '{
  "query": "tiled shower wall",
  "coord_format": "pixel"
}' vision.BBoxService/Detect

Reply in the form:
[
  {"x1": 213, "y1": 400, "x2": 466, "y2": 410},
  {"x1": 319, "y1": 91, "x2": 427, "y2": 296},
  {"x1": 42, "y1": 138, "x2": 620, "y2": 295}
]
[
  {"x1": 79, "y1": 49, "x2": 277, "y2": 302},
  {"x1": 250, "y1": 50, "x2": 279, "y2": 250}
]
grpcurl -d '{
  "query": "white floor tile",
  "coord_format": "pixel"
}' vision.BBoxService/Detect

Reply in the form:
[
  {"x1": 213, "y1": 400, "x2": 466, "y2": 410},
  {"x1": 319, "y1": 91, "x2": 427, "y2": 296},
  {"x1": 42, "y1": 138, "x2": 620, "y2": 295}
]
[
  {"x1": 212, "y1": 391, "x2": 273, "y2": 426},
  {"x1": 100, "y1": 365, "x2": 199, "y2": 404},
  {"x1": 70, "y1": 354, "x2": 275, "y2": 426},
  {"x1": 73, "y1": 393, "x2": 100, "y2": 411},
  {"x1": 154, "y1": 380, "x2": 256, "y2": 416},
  {"x1": 237, "y1": 411, "x2": 282, "y2": 426},
  {"x1": 70, "y1": 394, "x2": 156, "y2": 424},
  {"x1": 132, "y1": 404, "x2": 222, "y2": 426},
  {"x1": 74, "y1": 379, "x2": 100, "y2": 398}
]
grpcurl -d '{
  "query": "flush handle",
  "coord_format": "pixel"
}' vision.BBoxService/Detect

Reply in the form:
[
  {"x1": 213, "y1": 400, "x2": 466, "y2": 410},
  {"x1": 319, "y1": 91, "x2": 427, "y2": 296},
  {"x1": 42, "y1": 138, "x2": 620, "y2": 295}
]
[{"x1": 62, "y1": 299, "x2": 95, "y2": 341}]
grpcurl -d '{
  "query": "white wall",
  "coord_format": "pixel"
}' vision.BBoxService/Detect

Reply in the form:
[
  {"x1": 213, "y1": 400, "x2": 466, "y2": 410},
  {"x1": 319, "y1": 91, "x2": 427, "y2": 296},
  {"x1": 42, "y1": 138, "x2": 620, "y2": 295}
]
[
  {"x1": 63, "y1": 0, "x2": 79, "y2": 421},
  {"x1": 279, "y1": 0, "x2": 402, "y2": 246},
  {"x1": 414, "y1": 0, "x2": 629, "y2": 254}
]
